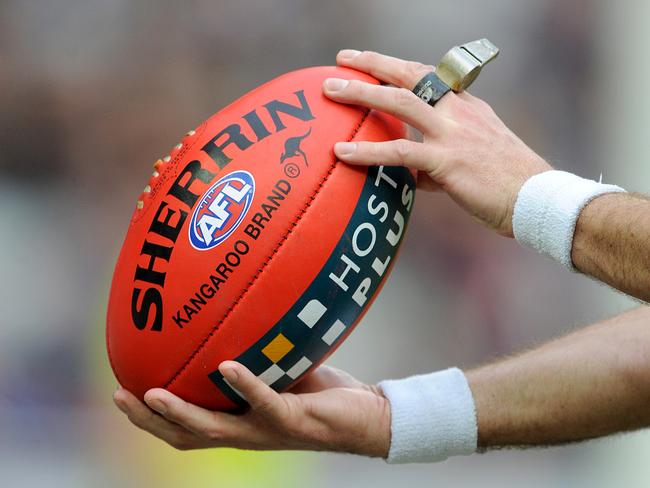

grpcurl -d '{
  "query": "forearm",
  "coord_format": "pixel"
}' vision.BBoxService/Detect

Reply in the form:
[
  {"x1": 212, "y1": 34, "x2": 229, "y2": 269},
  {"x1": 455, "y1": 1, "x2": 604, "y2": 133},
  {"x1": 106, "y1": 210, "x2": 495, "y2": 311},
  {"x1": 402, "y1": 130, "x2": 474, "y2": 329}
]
[
  {"x1": 467, "y1": 306, "x2": 650, "y2": 448},
  {"x1": 572, "y1": 193, "x2": 650, "y2": 302}
]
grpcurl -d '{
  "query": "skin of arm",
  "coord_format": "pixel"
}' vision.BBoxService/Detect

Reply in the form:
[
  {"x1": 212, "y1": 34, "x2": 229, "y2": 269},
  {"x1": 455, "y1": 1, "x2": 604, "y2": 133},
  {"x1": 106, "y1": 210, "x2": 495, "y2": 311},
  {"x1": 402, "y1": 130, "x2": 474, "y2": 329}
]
[
  {"x1": 467, "y1": 306, "x2": 650, "y2": 448},
  {"x1": 572, "y1": 193, "x2": 650, "y2": 302},
  {"x1": 113, "y1": 49, "x2": 650, "y2": 457}
]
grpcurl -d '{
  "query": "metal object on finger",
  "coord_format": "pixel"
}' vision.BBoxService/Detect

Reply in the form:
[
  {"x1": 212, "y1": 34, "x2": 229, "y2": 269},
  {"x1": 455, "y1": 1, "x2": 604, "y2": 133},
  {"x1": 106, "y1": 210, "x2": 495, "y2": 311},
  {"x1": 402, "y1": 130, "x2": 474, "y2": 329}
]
[
  {"x1": 437, "y1": 38, "x2": 499, "y2": 91},
  {"x1": 412, "y1": 38, "x2": 499, "y2": 106},
  {"x1": 412, "y1": 72, "x2": 451, "y2": 105}
]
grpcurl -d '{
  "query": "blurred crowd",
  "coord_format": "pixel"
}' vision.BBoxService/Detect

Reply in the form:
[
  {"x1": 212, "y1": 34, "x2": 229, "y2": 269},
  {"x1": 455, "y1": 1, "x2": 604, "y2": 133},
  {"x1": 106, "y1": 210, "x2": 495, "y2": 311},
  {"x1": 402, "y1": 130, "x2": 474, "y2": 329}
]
[{"x1": 0, "y1": 0, "x2": 645, "y2": 486}]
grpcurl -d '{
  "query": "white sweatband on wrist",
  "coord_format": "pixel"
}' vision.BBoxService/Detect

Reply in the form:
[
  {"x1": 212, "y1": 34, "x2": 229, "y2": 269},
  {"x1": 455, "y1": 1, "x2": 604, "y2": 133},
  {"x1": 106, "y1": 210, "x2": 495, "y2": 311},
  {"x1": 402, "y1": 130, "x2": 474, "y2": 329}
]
[
  {"x1": 378, "y1": 368, "x2": 477, "y2": 464},
  {"x1": 512, "y1": 170, "x2": 626, "y2": 269}
]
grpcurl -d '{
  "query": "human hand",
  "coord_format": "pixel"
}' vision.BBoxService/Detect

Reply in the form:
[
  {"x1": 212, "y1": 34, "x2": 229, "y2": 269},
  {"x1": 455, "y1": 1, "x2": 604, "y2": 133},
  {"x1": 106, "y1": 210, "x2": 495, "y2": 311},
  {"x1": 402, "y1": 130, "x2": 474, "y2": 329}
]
[
  {"x1": 113, "y1": 362, "x2": 390, "y2": 457},
  {"x1": 323, "y1": 49, "x2": 552, "y2": 237}
]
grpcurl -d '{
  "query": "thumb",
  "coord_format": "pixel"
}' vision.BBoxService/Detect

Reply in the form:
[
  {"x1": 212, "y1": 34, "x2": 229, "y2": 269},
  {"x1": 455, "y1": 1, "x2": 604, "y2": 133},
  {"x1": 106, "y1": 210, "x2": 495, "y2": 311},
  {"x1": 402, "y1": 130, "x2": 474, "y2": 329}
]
[{"x1": 219, "y1": 361, "x2": 289, "y2": 421}]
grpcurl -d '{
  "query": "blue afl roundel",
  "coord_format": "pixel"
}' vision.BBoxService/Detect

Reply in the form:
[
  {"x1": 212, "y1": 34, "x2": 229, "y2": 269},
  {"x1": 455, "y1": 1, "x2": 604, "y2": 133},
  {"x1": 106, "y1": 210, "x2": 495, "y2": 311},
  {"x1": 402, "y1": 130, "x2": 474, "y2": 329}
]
[{"x1": 189, "y1": 170, "x2": 255, "y2": 250}]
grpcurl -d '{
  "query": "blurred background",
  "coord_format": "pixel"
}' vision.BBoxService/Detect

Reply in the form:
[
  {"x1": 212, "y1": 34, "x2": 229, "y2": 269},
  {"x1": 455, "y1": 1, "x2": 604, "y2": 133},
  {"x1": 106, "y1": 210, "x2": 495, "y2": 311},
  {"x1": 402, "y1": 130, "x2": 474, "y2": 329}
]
[{"x1": 1, "y1": 0, "x2": 649, "y2": 486}]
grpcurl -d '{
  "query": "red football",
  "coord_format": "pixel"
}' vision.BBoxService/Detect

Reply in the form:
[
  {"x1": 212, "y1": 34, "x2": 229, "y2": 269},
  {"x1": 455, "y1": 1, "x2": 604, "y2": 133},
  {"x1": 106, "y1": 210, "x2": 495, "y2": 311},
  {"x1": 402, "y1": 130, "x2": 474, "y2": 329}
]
[{"x1": 106, "y1": 66, "x2": 415, "y2": 410}]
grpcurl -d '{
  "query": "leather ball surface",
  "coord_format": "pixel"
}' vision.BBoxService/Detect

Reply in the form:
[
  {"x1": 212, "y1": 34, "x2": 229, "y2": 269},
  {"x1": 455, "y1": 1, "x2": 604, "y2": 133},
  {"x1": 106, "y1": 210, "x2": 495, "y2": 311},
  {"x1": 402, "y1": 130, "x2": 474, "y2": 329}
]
[{"x1": 106, "y1": 66, "x2": 415, "y2": 410}]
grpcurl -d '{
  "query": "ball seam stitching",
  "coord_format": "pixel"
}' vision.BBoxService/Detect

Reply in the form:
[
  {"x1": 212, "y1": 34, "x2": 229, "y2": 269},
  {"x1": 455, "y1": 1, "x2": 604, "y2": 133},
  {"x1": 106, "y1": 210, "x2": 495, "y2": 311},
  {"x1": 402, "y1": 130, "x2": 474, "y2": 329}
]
[
  {"x1": 163, "y1": 108, "x2": 372, "y2": 391},
  {"x1": 106, "y1": 125, "x2": 207, "y2": 388},
  {"x1": 131, "y1": 122, "x2": 207, "y2": 224}
]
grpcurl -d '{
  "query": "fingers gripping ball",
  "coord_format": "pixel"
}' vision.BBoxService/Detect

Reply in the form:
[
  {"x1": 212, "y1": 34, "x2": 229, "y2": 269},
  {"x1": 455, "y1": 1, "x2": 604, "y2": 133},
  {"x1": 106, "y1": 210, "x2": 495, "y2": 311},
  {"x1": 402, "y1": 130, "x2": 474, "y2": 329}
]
[{"x1": 106, "y1": 67, "x2": 416, "y2": 410}]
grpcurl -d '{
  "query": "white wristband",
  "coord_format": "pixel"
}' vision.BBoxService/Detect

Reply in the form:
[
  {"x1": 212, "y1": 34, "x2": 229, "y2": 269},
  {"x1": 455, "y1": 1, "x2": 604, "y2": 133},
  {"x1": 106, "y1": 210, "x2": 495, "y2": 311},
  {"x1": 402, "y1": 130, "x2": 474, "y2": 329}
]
[
  {"x1": 512, "y1": 170, "x2": 626, "y2": 269},
  {"x1": 378, "y1": 368, "x2": 477, "y2": 464}
]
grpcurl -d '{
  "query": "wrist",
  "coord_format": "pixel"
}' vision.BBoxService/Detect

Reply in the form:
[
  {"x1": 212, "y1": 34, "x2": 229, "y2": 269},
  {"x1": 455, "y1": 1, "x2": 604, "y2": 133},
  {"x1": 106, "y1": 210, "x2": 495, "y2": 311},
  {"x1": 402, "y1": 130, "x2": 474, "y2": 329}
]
[
  {"x1": 512, "y1": 170, "x2": 626, "y2": 269},
  {"x1": 366, "y1": 385, "x2": 392, "y2": 458},
  {"x1": 378, "y1": 368, "x2": 478, "y2": 463}
]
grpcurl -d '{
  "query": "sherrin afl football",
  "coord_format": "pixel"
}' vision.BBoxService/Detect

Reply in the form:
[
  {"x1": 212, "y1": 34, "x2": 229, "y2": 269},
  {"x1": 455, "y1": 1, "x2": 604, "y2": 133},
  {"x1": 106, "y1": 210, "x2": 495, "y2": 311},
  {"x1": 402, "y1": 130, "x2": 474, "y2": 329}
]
[{"x1": 106, "y1": 66, "x2": 415, "y2": 410}]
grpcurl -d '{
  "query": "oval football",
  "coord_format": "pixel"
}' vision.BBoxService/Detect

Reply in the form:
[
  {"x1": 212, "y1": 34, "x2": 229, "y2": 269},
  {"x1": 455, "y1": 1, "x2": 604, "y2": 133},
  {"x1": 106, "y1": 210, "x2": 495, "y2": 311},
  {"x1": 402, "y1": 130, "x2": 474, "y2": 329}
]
[{"x1": 106, "y1": 66, "x2": 415, "y2": 410}]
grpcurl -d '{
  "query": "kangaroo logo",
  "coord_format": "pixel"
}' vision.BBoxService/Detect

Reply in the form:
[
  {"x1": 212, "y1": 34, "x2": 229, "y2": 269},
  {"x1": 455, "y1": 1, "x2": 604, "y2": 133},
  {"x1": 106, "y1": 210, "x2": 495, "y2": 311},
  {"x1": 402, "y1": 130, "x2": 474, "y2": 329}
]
[{"x1": 280, "y1": 127, "x2": 311, "y2": 167}]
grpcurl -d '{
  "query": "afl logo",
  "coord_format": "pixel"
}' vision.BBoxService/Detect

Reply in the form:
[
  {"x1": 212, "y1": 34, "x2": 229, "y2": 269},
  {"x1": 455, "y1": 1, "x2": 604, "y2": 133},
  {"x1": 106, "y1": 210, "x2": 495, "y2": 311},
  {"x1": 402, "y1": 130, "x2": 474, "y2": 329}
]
[{"x1": 189, "y1": 170, "x2": 255, "y2": 250}]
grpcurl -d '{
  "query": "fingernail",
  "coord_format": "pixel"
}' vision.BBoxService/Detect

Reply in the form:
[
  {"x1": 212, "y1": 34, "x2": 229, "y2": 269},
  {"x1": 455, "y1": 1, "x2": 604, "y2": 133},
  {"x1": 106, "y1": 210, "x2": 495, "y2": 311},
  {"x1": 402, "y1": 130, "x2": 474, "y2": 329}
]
[
  {"x1": 339, "y1": 49, "x2": 361, "y2": 60},
  {"x1": 148, "y1": 398, "x2": 167, "y2": 415},
  {"x1": 324, "y1": 78, "x2": 349, "y2": 92},
  {"x1": 335, "y1": 142, "x2": 357, "y2": 157},
  {"x1": 222, "y1": 366, "x2": 239, "y2": 385}
]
